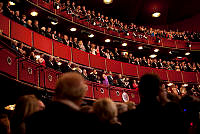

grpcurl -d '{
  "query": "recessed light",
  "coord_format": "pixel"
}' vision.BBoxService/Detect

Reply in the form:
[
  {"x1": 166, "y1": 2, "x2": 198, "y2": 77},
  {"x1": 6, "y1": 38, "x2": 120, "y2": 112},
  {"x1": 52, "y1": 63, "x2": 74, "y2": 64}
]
[
  {"x1": 5, "y1": 104, "x2": 16, "y2": 111},
  {"x1": 183, "y1": 84, "x2": 188, "y2": 87},
  {"x1": 177, "y1": 56, "x2": 182, "y2": 59},
  {"x1": 9, "y1": 1, "x2": 15, "y2": 6},
  {"x1": 154, "y1": 48, "x2": 159, "y2": 52},
  {"x1": 51, "y1": 21, "x2": 58, "y2": 25},
  {"x1": 58, "y1": 62, "x2": 62, "y2": 65},
  {"x1": 70, "y1": 28, "x2": 77, "y2": 32},
  {"x1": 149, "y1": 54, "x2": 157, "y2": 58},
  {"x1": 30, "y1": 11, "x2": 38, "y2": 16},
  {"x1": 105, "y1": 39, "x2": 111, "y2": 43},
  {"x1": 122, "y1": 43, "x2": 127, "y2": 46},
  {"x1": 103, "y1": 0, "x2": 113, "y2": 4},
  {"x1": 138, "y1": 46, "x2": 143, "y2": 50},
  {"x1": 152, "y1": 12, "x2": 161, "y2": 18},
  {"x1": 88, "y1": 34, "x2": 94, "y2": 38},
  {"x1": 169, "y1": 51, "x2": 172, "y2": 54},
  {"x1": 185, "y1": 52, "x2": 190, "y2": 56},
  {"x1": 167, "y1": 83, "x2": 173, "y2": 86}
]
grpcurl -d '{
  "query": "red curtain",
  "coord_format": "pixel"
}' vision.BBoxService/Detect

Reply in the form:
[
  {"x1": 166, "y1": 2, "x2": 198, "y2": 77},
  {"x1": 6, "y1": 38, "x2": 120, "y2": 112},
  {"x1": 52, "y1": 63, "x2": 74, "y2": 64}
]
[
  {"x1": 53, "y1": 41, "x2": 72, "y2": 61},
  {"x1": 122, "y1": 63, "x2": 138, "y2": 77},
  {"x1": 0, "y1": 14, "x2": 9, "y2": 36},
  {"x1": 11, "y1": 21, "x2": 33, "y2": 46},
  {"x1": 106, "y1": 59, "x2": 122, "y2": 74},
  {"x1": 72, "y1": 48, "x2": 89, "y2": 66},
  {"x1": 89, "y1": 54, "x2": 106, "y2": 70},
  {"x1": 19, "y1": 60, "x2": 39, "y2": 85},
  {"x1": 0, "y1": 48, "x2": 17, "y2": 78},
  {"x1": 33, "y1": 32, "x2": 52, "y2": 54}
]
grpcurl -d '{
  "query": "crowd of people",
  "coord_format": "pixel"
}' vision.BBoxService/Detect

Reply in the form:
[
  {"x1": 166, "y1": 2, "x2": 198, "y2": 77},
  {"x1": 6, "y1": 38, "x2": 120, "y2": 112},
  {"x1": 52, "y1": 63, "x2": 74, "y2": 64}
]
[
  {"x1": 0, "y1": 73, "x2": 199, "y2": 134},
  {"x1": 50, "y1": 0, "x2": 200, "y2": 42},
  {"x1": 1, "y1": 1, "x2": 200, "y2": 74}
]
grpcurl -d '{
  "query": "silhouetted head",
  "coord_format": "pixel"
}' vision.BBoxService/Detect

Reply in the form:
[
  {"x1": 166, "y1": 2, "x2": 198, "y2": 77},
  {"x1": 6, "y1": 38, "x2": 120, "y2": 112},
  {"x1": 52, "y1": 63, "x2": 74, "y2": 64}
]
[{"x1": 139, "y1": 73, "x2": 162, "y2": 100}]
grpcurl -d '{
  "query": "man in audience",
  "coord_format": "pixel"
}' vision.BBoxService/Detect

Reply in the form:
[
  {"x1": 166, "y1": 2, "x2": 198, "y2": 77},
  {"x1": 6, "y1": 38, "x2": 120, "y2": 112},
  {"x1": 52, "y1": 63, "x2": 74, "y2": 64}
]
[
  {"x1": 119, "y1": 73, "x2": 186, "y2": 134},
  {"x1": 26, "y1": 72, "x2": 92, "y2": 134}
]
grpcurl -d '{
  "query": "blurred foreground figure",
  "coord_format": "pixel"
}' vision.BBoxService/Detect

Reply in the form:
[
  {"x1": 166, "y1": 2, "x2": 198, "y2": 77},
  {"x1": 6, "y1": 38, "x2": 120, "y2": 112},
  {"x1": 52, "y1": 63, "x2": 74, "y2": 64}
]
[{"x1": 25, "y1": 72, "x2": 91, "y2": 134}]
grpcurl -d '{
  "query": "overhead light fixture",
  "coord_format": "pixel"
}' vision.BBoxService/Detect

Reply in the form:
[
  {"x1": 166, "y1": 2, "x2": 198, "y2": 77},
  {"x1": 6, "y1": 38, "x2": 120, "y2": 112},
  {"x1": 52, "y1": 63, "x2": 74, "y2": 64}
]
[
  {"x1": 167, "y1": 83, "x2": 173, "y2": 86},
  {"x1": 51, "y1": 21, "x2": 58, "y2": 25},
  {"x1": 70, "y1": 28, "x2": 77, "y2": 32},
  {"x1": 88, "y1": 34, "x2": 94, "y2": 38},
  {"x1": 30, "y1": 11, "x2": 38, "y2": 16},
  {"x1": 177, "y1": 56, "x2": 182, "y2": 59},
  {"x1": 185, "y1": 52, "x2": 190, "y2": 56},
  {"x1": 138, "y1": 46, "x2": 143, "y2": 50},
  {"x1": 105, "y1": 39, "x2": 111, "y2": 43},
  {"x1": 5, "y1": 104, "x2": 16, "y2": 111},
  {"x1": 103, "y1": 0, "x2": 113, "y2": 4},
  {"x1": 183, "y1": 84, "x2": 188, "y2": 87},
  {"x1": 122, "y1": 43, "x2": 127, "y2": 46},
  {"x1": 57, "y1": 62, "x2": 62, "y2": 66},
  {"x1": 149, "y1": 54, "x2": 157, "y2": 58},
  {"x1": 169, "y1": 51, "x2": 172, "y2": 54},
  {"x1": 154, "y1": 48, "x2": 159, "y2": 52},
  {"x1": 9, "y1": 1, "x2": 15, "y2": 6},
  {"x1": 152, "y1": 12, "x2": 161, "y2": 18}
]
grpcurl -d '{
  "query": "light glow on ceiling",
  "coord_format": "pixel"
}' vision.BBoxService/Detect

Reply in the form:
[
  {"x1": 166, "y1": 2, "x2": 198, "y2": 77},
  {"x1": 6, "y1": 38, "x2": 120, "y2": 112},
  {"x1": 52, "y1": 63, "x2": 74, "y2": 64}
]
[
  {"x1": 105, "y1": 39, "x2": 111, "y2": 43},
  {"x1": 30, "y1": 11, "x2": 38, "y2": 16},
  {"x1": 122, "y1": 43, "x2": 127, "y2": 46},
  {"x1": 152, "y1": 12, "x2": 161, "y2": 18},
  {"x1": 138, "y1": 46, "x2": 143, "y2": 50},
  {"x1": 103, "y1": 0, "x2": 113, "y2": 4},
  {"x1": 149, "y1": 54, "x2": 157, "y2": 58},
  {"x1": 70, "y1": 28, "x2": 77, "y2": 32},
  {"x1": 185, "y1": 52, "x2": 190, "y2": 56},
  {"x1": 154, "y1": 48, "x2": 159, "y2": 52},
  {"x1": 9, "y1": 1, "x2": 15, "y2": 6},
  {"x1": 88, "y1": 34, "x2": 94, "y2": 38}
]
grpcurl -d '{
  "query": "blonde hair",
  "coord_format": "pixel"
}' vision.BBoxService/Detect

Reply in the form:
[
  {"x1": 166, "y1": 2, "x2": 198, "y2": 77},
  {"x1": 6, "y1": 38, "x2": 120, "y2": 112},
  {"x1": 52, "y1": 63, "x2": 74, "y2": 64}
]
[
  {"x1": 55, "y1": 72, "x2": 88, "y2": 101},
  {"x1": 93, "y1": 98, "x2": 118, "y2": 123}
]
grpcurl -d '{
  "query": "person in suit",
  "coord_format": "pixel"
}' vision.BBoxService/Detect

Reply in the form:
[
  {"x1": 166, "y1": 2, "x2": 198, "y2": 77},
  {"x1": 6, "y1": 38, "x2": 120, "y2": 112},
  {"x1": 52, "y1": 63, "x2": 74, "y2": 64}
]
[
  {"x1": 117, "y1": 74, "x2": 125, "y2": 88},
  {"x1": 25, "y1": 72, "x2": 91, "y2": 134},
  {"x1": 46, "y1": 56, "x2": 54, "y2": 69},
  {"x1": 107, "y1": 71, "x2": 114, "y2": 85}
]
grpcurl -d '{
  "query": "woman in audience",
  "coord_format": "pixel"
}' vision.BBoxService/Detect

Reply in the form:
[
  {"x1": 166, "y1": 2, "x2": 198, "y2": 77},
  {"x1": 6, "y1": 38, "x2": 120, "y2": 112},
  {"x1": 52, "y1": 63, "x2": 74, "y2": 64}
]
[
  {"x1": 82, "y1": 69, "x2": 89, "y2": 80},
  {"x1": 102, "y1": 72, "x2": 109, "y2": 86},
  {"x1": 26, "y1": 20, "x2": 32, "y2": 29},
  {"x1": 90, "y1": 43, "x2": 96, "y2": 55},
  {"x1": 10, "y1": 95, "x2": 42, "y2": 134},
  {"x1": 78, "y1": 40, "x2": 86, "y2": 51},
  {"x1": 93, "y1": 98, "x2": 121, "y2": 129}
]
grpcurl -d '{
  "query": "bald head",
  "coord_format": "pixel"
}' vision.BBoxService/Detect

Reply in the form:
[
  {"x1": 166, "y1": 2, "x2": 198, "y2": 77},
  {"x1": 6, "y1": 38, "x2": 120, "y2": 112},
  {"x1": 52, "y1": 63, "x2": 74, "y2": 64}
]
[{"x1": 55, "y1": 72, "x2": 88, "y2": 101}]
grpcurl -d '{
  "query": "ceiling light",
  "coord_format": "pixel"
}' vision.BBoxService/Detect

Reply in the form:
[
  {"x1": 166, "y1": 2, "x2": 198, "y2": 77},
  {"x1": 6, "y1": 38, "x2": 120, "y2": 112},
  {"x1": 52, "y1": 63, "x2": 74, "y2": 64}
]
[
  {"x1": 103, "y1": 0, "x2": 113, "y2": 4},
  {"x1": 152, "y1": 12, "x2": 161, "y2": 17},
  {"x1": 30, "y1": 11, "x2": 38, "y2": 16},
  {"x1": 51, "y1": 21, "x2": 58, "y2": 25},
  {"x1": 182, "y1": 84, "x2": 188, "y2": 87},
  {"x1": 122, "y1": 52, "x2": 128, "y2": 55},
  {"x1": 177, "y1": 56, "x2": 182, "y2": 59},
  {"x1": 169, "y1": 51, "x2": 172, "y2": 54},
  {"x1": 138, "y1": 46, "x2": 143, "y2": 50},
  {"x1": 88, "y1": 34, "x2": 94, "y2": 38},
  {"x1": 167, "y1": 83, "x2": 173, "y2": 86},
  {"x1": 58, "y1": 62, "x2": 62, "y2": 66},
  {"x1": 70, "y1": 28, "x2": 77, "y2": 32},
  {"x1": 154, "y1": 48, "x2": 159, "y2": 52},
  {"x1": 149, "y1": 54, "x2": 157, "y2": 58},
  {"x1": 105, "y1": 39, "x2": 111, "y2": 43},
  {"x1": 5, "y1": 104, "x2": 16, "y2": 111},
  {"x1": 9, "y1": 1, "x2": 15, "y2": 6},
  {"x1": 122, "y1": 43, "x2": 127, "y2": 46},
  {"x1": 185, "y1": 52, "x2": 190, "y2": 56}
]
